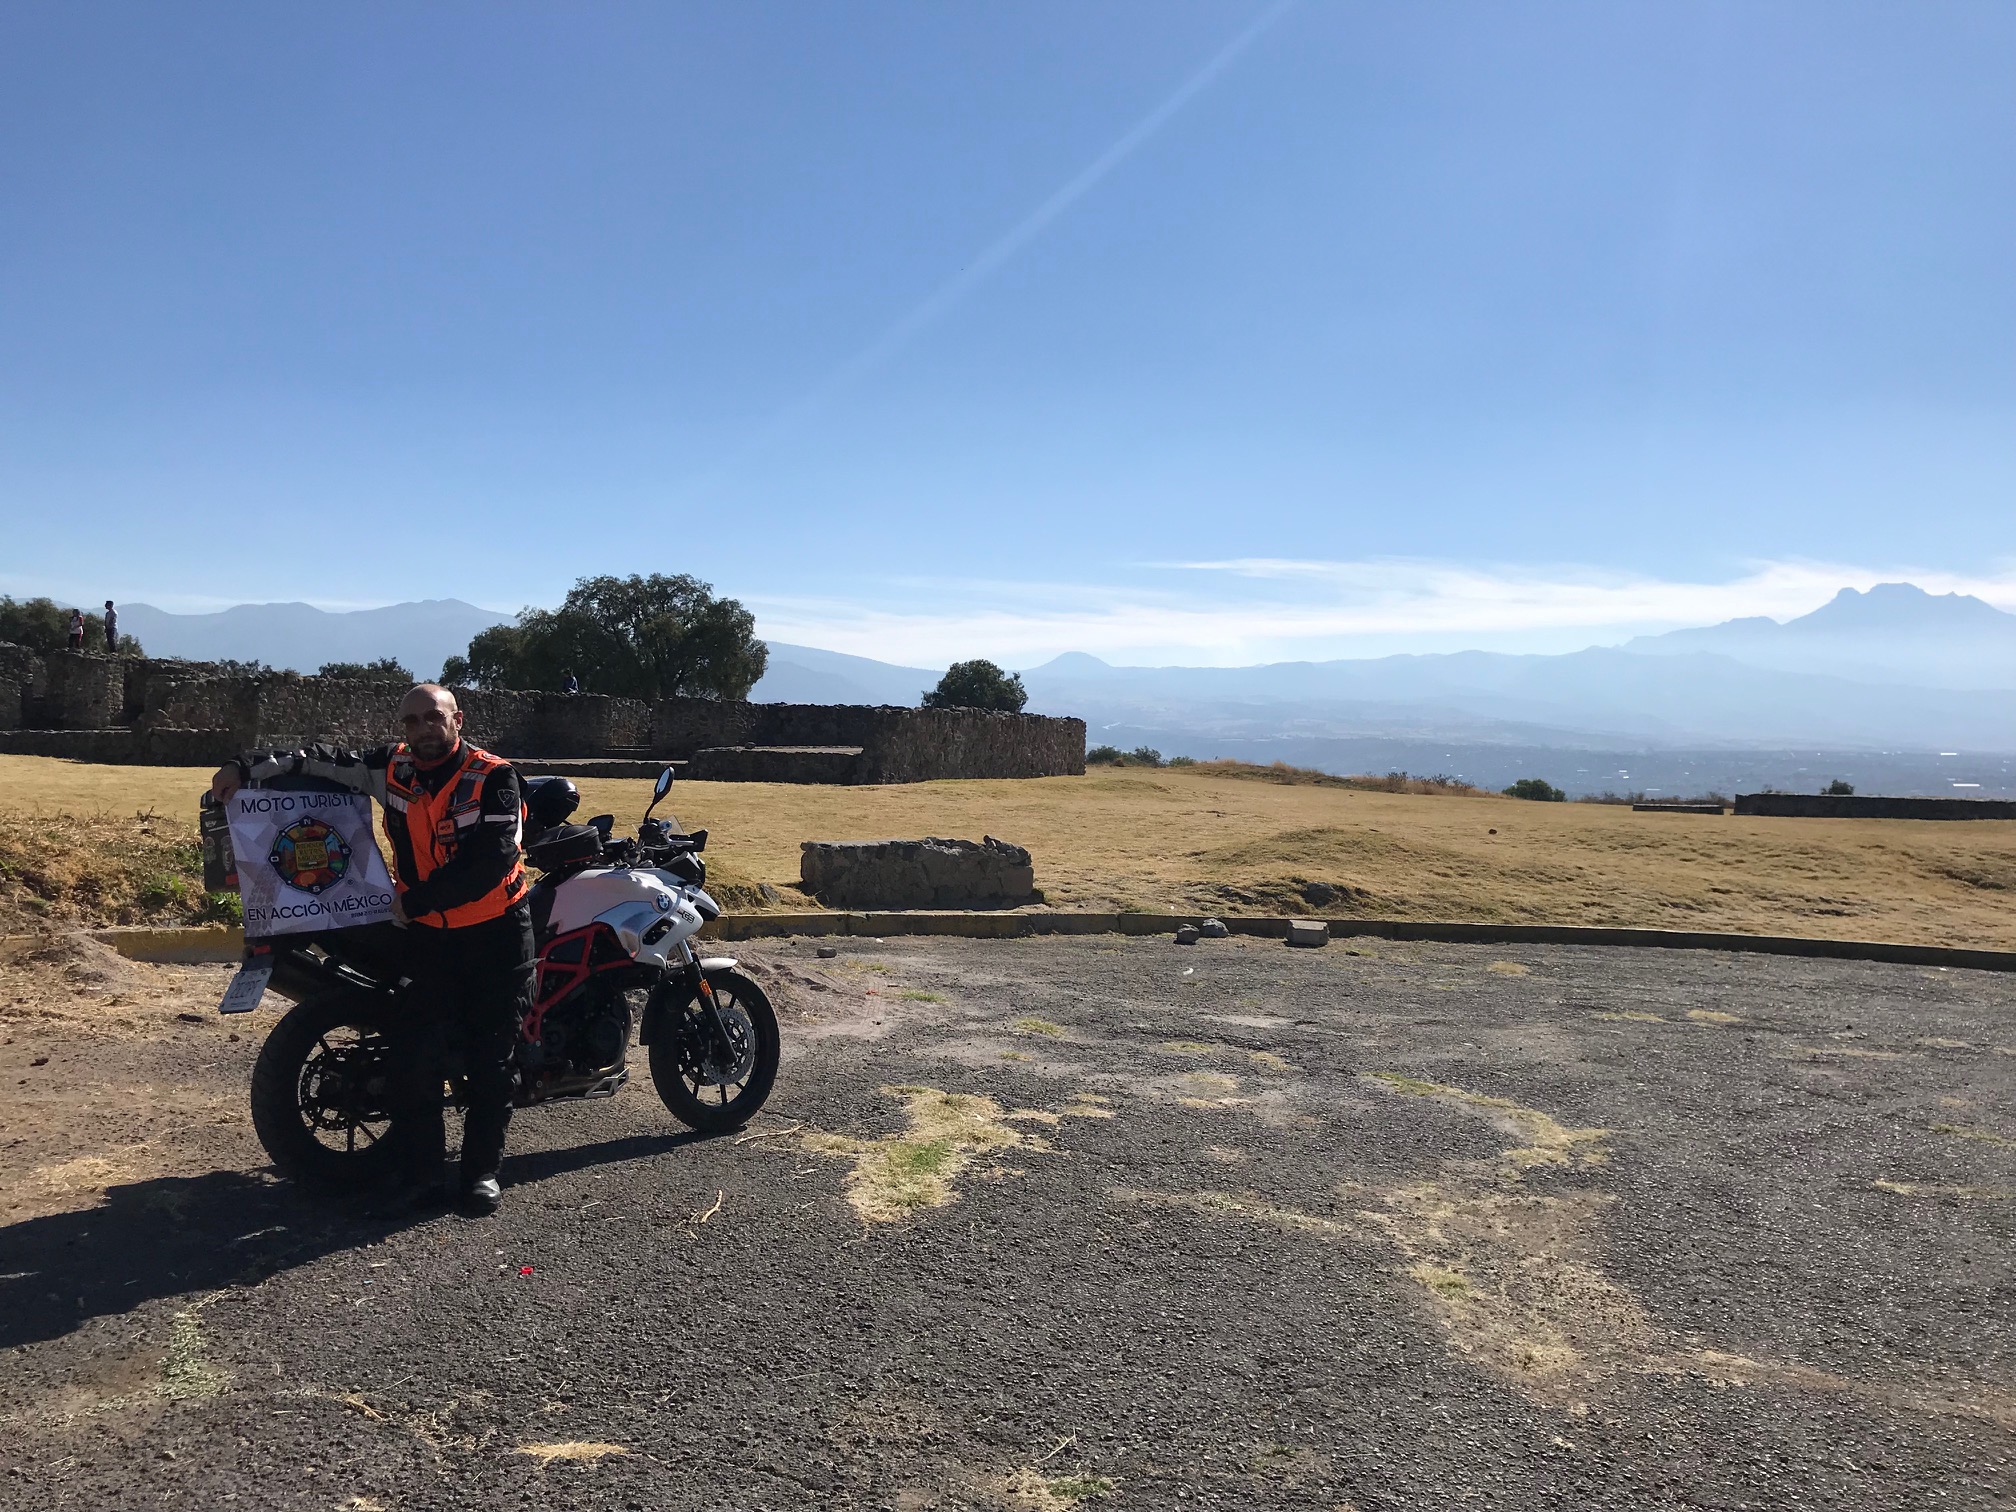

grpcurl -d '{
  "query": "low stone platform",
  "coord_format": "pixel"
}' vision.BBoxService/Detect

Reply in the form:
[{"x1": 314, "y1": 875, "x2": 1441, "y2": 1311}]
[
  {"x1": 800, "y1": 836, "x2": 1036, "y2": 908},
  {"x1": 507, "y1": 757, "x2": 672, "y2": 779},
  {"x1": 1735, "y1": 792, "x2": 2016, "y2": 820},
  {"x1": 689, "y1": 745, "x2": 865, "y2": 783}
]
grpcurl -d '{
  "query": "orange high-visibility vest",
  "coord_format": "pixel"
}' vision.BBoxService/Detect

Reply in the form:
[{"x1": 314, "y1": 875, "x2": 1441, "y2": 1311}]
[{"x1": 382, "y1": 743, "x2": 528, "y2": 928}]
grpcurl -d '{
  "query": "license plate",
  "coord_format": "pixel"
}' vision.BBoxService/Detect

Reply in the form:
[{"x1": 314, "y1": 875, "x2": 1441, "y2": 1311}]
[{"x1": 218, "y1": 961, "x2": 273, "y2": 1015}]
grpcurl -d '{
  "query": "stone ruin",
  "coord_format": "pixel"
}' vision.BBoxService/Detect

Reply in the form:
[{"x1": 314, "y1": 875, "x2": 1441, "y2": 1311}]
[
  {"x1": 799, "y1": 837, "x2": 1038, "y2": 909},
  {"x1": 0, "y1": 646, "x2": 1086, "y2": 784}
]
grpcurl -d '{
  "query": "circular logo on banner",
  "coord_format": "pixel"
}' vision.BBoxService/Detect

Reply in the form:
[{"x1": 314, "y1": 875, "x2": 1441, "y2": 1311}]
[{"x1": 268, "y1": 817, "x2": 352, "y2": 896}]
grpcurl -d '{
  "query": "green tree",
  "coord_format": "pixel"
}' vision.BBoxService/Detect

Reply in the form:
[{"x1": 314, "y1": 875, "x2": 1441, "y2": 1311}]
[
  {"x1": 318, "y1": 657, "x2": 412, "y2": 681},
  {"x1": 1503, "y1": 777, "x2": 1566, "y2": 802},
  {"x1": 443, "y1": 574, "x2": 766, "y2": 700},
  {"x1": 0, "y1": 596, "x2": 143, "y2": 656},
  {"x1": 922, "y1": 659, "x2": 1027, "y2": 713},
  {"x1": 1086, "y1": 744, "x2": 1124, "y2": 765},
  {"x1": 1823, "y1": 778, "x2": 1855, "y2": 796}
]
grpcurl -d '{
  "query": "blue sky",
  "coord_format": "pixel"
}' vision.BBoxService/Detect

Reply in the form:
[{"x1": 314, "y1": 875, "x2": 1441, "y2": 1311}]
[{"x1": 3, "y1": 1, "x2": 2013, "y2": 665}]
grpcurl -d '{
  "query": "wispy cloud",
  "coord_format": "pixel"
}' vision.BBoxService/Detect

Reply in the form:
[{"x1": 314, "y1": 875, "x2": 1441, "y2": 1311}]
[
  {"x1": 752, "y1": 557, "x2": 2016, "y2": 666},
  {"x1": 685, "y1": 1, "x2": 1297, "y2": 494}
]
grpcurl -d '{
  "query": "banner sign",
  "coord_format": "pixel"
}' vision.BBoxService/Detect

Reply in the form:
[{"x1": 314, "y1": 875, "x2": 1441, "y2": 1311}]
[{"x1": 228, "y1": 788, "x2": 396, "y2": 936}]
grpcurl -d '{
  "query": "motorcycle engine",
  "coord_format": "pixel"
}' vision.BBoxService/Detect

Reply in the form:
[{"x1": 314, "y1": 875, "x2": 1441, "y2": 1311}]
[{"x1": 536, "y1": 983, "x2": 635, "y2": 1077}]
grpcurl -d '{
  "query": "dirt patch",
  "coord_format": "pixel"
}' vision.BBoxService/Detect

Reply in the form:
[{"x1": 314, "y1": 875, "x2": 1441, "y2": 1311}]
[
  {"x1": 1362, "y1": 1072, "x2": 1609, "y2": 1175},
  {"x1": 1871, "y1": 1180, "x2": 2009, "y2": 1200},
  {"x1": 514, "y1": 1442, "x2": 630, "y2": 1465},
  {"x1": 158, "y1": 1309, "x2": 229, "y2": 1401},
  {"x1": 802, "y1": 1085, "x2": 1104, "y2": 1224},
  {"x1": 1001, "y1": 1468, "x2": 1117, "y2": 1507}
]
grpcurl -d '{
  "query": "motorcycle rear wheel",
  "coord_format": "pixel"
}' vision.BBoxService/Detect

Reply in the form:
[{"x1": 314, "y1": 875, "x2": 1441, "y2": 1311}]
[
  {"x1": 649, "y1": 970, "x2": 779, "y2": 1133},
  {"x1": 250, "y1": 994, "x2": 414, "y2": 1190}
]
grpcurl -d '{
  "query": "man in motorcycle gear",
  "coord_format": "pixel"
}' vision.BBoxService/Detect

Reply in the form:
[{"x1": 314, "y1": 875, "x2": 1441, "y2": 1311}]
[{"x1": 210, "y1": 683, "x2": 533, "y2": 1216}]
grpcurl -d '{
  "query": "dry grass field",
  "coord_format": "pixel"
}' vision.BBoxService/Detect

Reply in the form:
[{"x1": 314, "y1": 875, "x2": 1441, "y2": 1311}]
[{"x1": 2, "y1": 754, "x2": 2014, "y2": 948}]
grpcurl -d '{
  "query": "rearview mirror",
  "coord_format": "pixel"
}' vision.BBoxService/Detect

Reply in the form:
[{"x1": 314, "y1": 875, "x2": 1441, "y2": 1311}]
[
  {"x1": 588, "y1": 813, "x2": 614, "y2": 836},
  {"x1": 643, "y1": 764, "x2": 676, "y2": 821}
]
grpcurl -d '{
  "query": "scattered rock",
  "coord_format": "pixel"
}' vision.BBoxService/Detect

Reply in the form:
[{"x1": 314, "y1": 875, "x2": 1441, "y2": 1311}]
[
  {"x1": 1299, "y1": 881, "x2": 1338, "y2": 907},
  {"x1": 1174, "y1": 925, "x2": 1201, "y2": 945},
  {"x1": 1197, "y1": 918, "x2": 1229, "y2": 939},
  {"x1": 816, "y1": 945, "x2": 839, "y2": 960},
  {"x1": 1286, "y1": 919, "x2": 1329, "y2": 949}
]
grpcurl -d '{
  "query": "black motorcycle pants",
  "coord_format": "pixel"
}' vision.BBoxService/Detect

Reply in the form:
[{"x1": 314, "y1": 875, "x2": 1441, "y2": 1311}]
[{"x1": 394, "y1": 904, "x2": 536, "y2": 1187}]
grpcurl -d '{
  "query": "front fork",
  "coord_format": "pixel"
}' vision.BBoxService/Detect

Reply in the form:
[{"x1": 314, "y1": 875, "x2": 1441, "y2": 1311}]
[{"x1": 643, "y1": 941, "x2": 738, "y2": 1062}]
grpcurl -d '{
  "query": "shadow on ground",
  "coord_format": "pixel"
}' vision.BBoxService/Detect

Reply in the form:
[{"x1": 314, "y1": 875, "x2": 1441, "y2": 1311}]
[{"x1": 0, "y1": 1129, "x2": 718, "y2": 1352}]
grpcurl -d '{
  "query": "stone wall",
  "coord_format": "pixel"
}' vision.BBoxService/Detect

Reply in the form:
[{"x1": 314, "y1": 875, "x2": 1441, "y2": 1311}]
[
  {"x1": 855, "y1": 707, "x2": 1085, "y2": 783},
  {"x1": 0, "y1": 643, "x2": 1086, "y2": 782},
  {"x1": 1734, "y1": 792, "x2": 2016, "y2": 821},
  {"x1": 0, "y1": 645, "x2": 44, "y2": 725},
  {"x1": 649, "y1": 697, "x2": 1085, "y2": 782},
  {"x1": 43, "y1": 652, "x2": 126, "y2": 729},
  {"x1": 686, "y1": 746, "x2": 865, "y2": 783},
  {"x1": 800, "y1": 837, "x2": 1038, "y2": 908}
]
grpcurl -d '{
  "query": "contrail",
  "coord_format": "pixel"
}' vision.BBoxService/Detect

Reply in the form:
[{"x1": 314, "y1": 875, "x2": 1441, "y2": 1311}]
[{"x1": 691, "y1": 0, "x2": 1299, "y2": 491}]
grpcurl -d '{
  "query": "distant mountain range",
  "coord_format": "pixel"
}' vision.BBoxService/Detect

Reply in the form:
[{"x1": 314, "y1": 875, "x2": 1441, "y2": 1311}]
[
  {"x1": 107, "y1": 583, "x2": 2016, "y2": 793},
  {"x1": 116, "y1": 599, "x2": 511, "y2": 679},
  {"x1": 1623, "y1": 583, "x2": 2016, "y2": 690}
]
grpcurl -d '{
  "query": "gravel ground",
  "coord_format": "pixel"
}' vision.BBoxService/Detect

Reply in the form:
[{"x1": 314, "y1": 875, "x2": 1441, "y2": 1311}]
[{"x1": 2, "y1": 935, "x2": 2012, "y2": 1511}]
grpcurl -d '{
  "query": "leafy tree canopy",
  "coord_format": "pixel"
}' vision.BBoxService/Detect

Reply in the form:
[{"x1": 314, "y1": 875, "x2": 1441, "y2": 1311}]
[
  {"x1": 442, "y1": 573, "x2": 766, "y2": 701},
  {"x1": 0, "y1": 596, "x2": 143, "y2": 656},
  {"x1": 318, "y1": 657, "x2": 411, "y2": 681},
  {"x1": 923, "y1": 659, "x2": 1027, "y2": 713},
  {"x1": 1503, "y1": 777, "x2": 1566, "y2": 802}
]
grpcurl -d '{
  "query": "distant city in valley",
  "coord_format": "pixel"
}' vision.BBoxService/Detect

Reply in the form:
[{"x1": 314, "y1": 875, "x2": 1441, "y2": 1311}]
[{"x1": 109, "y1": 583, "x2": 2016, "y2": 799}]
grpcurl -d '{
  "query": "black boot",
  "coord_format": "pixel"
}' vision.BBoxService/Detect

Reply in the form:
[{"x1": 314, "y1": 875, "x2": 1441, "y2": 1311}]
[{"x1": 458, "y1": 1174, "x2": 502, "y2": 1217}]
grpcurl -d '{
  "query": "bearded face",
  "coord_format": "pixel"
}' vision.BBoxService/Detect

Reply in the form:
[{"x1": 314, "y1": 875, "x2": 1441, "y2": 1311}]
[{"x1": 399, "y1": 687, "x2": 463, "y2": 763}]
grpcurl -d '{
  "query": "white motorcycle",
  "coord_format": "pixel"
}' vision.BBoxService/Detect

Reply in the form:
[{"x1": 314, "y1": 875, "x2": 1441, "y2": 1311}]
[{"x1": 224, "y1": 766, "x2": 780, "y2": 1190}]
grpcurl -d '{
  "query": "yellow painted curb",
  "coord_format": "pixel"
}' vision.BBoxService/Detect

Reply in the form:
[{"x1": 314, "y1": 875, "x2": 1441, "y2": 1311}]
[{"x1": 97, "y1": 925, "x2": 245, "y2": 963}]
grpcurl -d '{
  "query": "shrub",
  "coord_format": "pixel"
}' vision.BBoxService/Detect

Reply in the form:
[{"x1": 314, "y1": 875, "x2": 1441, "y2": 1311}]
[
  {"x1": 1166, "y1": 755, "x2": 1196, "y2": 767},
  {"x1": 1128, "y1": 746, "x2": 1164, "y2": 768},
  {"x1": 1086, "y1": 745, "x2": 1124, "y2": 765},
  {"x1": 0, "y1": 596, "x2": 144, "y2": 656},
  {"x1": 1503, "y1": 778, "x2": 1566, "y2": 802},
  {"x1": 923, "y1": 659, "x2": 1027, "y2": 713},
  {"x1": 318, "y1": 657, "x2": 411, "y2": 681},
  {"x1": 1823, "y1": 779, "x2": 1855, "y2": 796},
  {"x1": 198, "y1": 890, "x2": 244, "y2": 925}
]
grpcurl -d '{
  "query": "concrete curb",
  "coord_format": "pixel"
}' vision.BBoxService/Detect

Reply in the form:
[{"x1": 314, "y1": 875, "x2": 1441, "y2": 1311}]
[
  {"x1": 4, "y1": 914, "x2": 2012, "y2": 973},
  {"x1": 705, "y1": 912, "x2": 2016, "y2": 972}
]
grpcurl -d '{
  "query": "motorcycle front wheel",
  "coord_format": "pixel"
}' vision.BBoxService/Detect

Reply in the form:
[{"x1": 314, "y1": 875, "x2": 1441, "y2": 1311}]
[
  {"x1": 250, "y1": 994, "x2": 415, "y2": 1190},
  {"x1": 649, "y1": 970, "x2": 779, "y2": 1133}
]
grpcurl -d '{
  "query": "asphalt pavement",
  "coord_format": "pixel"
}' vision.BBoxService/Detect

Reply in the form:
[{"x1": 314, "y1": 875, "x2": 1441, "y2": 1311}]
[{"x1": 2, "y1": 935, "x2": 2012, "y2": 1511}]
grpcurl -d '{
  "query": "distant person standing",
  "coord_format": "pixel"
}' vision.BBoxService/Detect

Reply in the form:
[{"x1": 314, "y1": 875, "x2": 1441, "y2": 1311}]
[
  {"x1": 66, "y1": 608, "x2": 84, "y2": 651},
  {"x1": 102, "y1": 600, "x2": 118, "y2": 653},
  {"x1": 561, "y1": 669, "x2": 579, "y2": 694}
]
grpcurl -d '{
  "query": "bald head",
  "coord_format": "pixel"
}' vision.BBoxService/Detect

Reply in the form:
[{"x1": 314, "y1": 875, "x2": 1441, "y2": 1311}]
[{"x1": 398, "y1": 683, "x2": 463, "y2": 763}]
